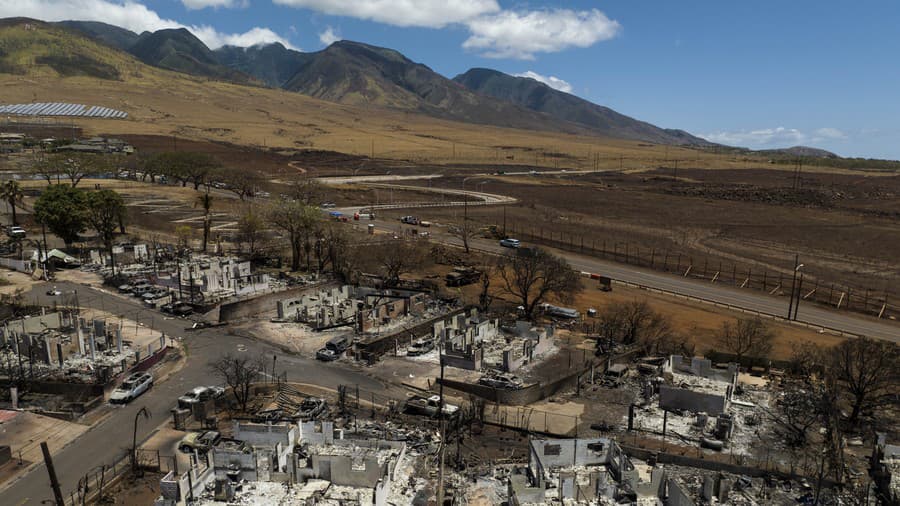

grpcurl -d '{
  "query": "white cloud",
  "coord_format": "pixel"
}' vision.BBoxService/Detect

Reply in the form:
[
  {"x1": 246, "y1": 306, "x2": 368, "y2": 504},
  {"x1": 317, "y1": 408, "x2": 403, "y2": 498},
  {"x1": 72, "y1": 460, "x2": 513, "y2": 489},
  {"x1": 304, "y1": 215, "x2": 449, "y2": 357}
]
[
  {"x1": 271, "y1": 0, "x2": 499, "y2": 28},
  {"x1": 513, "y1": 71, "x2": 572, "y2": 93},
  {"x1": 181, "y1": 0, "x2": 246, "y2": 10},
  {"x1": 701, "y1": 126, "x2": 848, "y2": 147},
  {"x1": 463, "y1": 9, "x2": 621, "y2": 60},
  {"x1": 318, "y1": 26, "x2": 340, "y2": 46},
  {"x1": 814, "y1": 127, "x2": 846, "y2": 140},
  {"x1": 0, "y1": 0, "x2": 295, "y2": 49}
]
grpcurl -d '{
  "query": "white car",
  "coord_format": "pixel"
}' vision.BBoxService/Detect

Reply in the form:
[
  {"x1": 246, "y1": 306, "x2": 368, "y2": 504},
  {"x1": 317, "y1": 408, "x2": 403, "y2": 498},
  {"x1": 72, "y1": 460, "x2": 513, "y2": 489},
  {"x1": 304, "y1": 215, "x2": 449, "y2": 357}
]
[
  {"x1": 499, "y1": 238, "x2": 521, "y2": 248},
  {"x1": 109, "y1": 372, "x2": 153, "y2": 404},
  {"x1": 177, "y1": 386, "x2": 225, "y2": 409}
]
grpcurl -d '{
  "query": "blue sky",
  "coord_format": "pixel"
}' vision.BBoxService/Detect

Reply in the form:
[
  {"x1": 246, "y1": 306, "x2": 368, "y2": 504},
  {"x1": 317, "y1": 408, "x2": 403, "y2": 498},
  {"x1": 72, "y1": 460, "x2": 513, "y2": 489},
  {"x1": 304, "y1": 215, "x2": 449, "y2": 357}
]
[{"x1": 3, "y1": 0, "x2": 899, "y2": 158}]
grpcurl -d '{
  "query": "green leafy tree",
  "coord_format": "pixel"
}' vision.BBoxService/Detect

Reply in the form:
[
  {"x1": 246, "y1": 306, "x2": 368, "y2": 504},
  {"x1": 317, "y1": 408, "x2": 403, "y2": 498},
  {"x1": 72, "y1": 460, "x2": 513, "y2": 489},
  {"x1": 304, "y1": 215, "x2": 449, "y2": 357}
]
[
  {"x1": 0, "y1": 180, "x2": 25, "y2": 226},
  {"x1": 154, "y1": 152, "x2": 219, "y2": 190},
  {"x1": 265, "y1": 197, "x2": 319, "y2": 271},
  {"x1": 86, "y1": 190, "x2": 126, "y2": 274},
  {"x1": 237, "y1": 208, "x2": 265, "y2": 257},
  {"x1": 32, "y1": 184, "x2": 88, "y2": 248}
]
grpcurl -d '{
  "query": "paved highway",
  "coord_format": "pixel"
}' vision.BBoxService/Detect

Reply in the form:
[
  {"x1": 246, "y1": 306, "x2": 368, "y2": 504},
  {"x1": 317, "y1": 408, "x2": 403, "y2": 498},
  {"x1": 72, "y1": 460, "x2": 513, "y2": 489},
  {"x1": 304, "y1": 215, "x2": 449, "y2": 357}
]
[
  {"x1": 4, "y1": 282, "x2": 411, "y2": 506},
  {"x1": 321, "y1": 170, "x2": 897, "y2": 342},
  {"x1": 359, "y1": 215, "x2": 900, "y2": 342}
]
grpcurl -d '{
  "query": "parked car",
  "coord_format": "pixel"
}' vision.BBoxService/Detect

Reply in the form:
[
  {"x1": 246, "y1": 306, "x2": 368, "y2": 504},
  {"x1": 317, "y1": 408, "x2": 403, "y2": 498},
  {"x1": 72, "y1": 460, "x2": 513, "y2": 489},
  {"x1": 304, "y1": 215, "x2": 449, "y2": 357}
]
[
  {"x1": 499, "y1": 238, "x2": 521, "y2": 248},
  {"x1": 142, "y1": 288, "x2": 169, "y2": 301},
  {"x1": 400, "y1": 215, "x2": 419, "y2": 225},
  {"x1": 109, "y1": 372, "x2": 153, "y2": 404},
  {"x1": 177, "y1": 386, "x2": 225, "y2": 409},
  {"x1": 118, "y1": 283, "x2": 135, "y2": 293},
  {"x1": 445, "y1": 267, "x2": 482, "y2": 287},
  {"x1": 178, "y1": 431, "x2": 221, "y2": 454},
  {"x1": 171, "y1": 304, "x2": 194, "y2": 317},
  {"x1": 46, "y1": 286, "x2": 62, "y2": 296},
  {"x1": 406, "y1": 339, "x2": 435, "y2": 357},
  {"x1": 6, "y1": 226, "x2": 26, "y2": 239},
  {"x1": 478, "y1": 374, "x2": 524, "y2": 390},
  {"x1": 404, "y1": 395, "x2": 459, "y2": 418},
  {"x1": 320, "y1": 202, "x2": 336, "y2": 209},
  {"x1": 131, "y1": 284, "x2": 154, "y2": 296},
  {"x1": 316, "y1": 347, "x2": 340, "y2": 361}
]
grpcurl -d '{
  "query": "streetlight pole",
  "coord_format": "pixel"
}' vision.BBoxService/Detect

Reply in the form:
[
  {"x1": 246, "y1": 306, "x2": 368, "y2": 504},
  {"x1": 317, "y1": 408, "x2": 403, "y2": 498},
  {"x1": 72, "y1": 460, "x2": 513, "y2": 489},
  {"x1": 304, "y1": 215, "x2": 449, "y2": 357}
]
[{"x1": 793, "y1": 271, "x2": 804, "y2": 321}]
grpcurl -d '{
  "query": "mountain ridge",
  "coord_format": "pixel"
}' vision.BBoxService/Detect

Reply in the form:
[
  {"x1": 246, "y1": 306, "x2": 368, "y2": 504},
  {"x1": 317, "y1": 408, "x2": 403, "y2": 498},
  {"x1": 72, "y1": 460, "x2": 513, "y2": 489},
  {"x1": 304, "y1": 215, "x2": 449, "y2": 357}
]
[
  {"x1": 453, "y1": 68, "x2": 711, "y2": 146},
  {"x1": 2, "y1": 17, "x2": 711, "y2": 145}
]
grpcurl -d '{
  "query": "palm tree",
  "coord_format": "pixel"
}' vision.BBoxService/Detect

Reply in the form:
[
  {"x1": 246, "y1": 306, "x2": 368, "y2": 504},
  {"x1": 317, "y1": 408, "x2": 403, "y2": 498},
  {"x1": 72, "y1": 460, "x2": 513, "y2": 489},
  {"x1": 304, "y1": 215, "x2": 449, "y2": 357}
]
[
  {"x1": 0, "y1": 180, "x2": 24, "y2": 226},
  {"x1": 194, "y1": 191, "x2": 213, "y2": 252}
]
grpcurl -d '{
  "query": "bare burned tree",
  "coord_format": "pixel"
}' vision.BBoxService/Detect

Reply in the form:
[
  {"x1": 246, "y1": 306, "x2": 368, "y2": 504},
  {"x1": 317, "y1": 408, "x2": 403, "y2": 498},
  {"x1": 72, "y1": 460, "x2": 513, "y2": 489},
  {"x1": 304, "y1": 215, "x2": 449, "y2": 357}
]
[
  {"x1": 374, "y1": 239, "x2": 428, "y2": 287},
  {"x1": 597, "y1": 300, "x2": 686, "y2": 354},
  {"x1": 826, "y1": 337, "x2": 900, "y2": 425},
  {"x1": 450, "y1": 219, "x2": 477, "y2": 254},
  {"x1": 716, "y1": 317, "x2": 775, "y2": 367},
  {"x1": 478, "y1": 264, "x2": 494, "y2": 312},
  {"x1": 496, "y1": 248, "x2": 580, "y2": 319},
  {"x1": 209, "y1": 353, "x2": 265, "y2": 412},
  {"x1": 769, "y1": 382, "x2": 828, "y2": 447}
]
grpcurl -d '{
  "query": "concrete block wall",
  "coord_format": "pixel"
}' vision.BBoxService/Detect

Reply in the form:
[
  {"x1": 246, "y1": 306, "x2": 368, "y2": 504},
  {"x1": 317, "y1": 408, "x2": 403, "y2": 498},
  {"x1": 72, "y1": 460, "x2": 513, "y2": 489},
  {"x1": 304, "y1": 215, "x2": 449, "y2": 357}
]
[
  {"x1": 659, "y1": 385, "x2": 728, "y2": 415},
  {"x1": 441, "y1": 346, "x2": 482, "y2": 370},
  {"x1": 299, "y1": 421, "x2": 334, "y2": 445},
  {"x1": 666, "y1": 478, "x2": 697, "y2": 506},
  {"x1": 234, "y1": 421, "x2": 296, "y2": 448}
]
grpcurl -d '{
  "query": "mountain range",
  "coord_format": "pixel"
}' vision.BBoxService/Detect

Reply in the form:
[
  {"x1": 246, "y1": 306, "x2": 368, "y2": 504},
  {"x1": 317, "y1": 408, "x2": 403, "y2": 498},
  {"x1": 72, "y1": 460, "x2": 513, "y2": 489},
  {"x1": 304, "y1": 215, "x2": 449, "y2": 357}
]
[{"x1": 8, "y1": 18, "x2": 711, "y2": 146}]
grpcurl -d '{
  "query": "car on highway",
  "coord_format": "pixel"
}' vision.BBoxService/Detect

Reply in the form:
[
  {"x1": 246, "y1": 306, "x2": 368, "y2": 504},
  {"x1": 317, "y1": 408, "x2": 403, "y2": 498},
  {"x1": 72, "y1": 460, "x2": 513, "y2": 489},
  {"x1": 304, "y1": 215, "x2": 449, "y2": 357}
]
[
  {"x1": 320, "y1": 202, "x2": 336, "y2": 209},
  {"x1": 109, "y1": 372, "x2": 153, "y2": 404},
  {"x1": 400, "y1": 216, "x2": 419, "y2": 225},
  {"x1": 178, "y1": 430, "x2": 221, "y2": 454},
  {"x1": 177, "y1": 386, "x2": 225, "y2": 409},
  {"x1": 499, "y1": 238, "x2": 521, "y2": 248}
]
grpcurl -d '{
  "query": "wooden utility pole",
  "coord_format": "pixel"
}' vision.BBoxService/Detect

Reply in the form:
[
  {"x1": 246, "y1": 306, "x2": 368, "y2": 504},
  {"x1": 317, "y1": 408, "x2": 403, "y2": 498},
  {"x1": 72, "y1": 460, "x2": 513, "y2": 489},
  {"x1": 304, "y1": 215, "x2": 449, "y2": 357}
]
[
  {"x1": 41, "y1": 441, "x2": 65, "y2": 506},
  {"x1": 788, "y1": 254, "x2": 799, "y2": 319}
]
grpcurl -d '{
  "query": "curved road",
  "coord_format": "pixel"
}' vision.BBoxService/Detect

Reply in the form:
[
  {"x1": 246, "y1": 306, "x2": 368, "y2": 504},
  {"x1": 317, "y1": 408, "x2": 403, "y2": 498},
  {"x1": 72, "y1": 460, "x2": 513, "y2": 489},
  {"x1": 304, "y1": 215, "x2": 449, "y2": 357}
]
[
  {"x1": 331, "y1": 179, "x2": 899, "y2": 343},
  {"x1": 4, "y1": 282, "x2": 412, "y2": 506}
]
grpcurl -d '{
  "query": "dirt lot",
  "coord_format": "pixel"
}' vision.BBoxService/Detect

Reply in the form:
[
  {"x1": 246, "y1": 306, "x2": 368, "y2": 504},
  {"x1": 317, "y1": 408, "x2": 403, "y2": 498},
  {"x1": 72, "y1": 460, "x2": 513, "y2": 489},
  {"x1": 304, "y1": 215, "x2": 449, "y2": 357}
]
[{"x1": 402, "y1": 169, "x2": 900, "y2": 317}]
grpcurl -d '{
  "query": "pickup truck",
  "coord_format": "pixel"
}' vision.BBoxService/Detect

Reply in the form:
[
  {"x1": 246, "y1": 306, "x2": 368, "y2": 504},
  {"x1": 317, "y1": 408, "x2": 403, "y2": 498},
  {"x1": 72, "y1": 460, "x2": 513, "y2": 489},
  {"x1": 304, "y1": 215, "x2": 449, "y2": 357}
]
[{"x1": 404, "y1": 395, "x2": 459, "y2": 418}]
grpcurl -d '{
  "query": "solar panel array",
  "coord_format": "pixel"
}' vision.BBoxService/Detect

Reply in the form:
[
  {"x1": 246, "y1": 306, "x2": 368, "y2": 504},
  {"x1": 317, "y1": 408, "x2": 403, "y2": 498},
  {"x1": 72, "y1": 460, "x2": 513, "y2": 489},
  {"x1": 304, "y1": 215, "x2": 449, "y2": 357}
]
[{"x1": 0, "y1": 103, "x2": 128, "y2": 119}]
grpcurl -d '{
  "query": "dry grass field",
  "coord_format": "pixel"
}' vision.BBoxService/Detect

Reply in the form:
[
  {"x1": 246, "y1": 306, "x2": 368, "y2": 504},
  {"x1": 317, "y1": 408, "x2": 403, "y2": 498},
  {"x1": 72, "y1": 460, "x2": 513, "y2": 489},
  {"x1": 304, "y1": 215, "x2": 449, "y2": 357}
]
[
  {"x1": 394, "y1": 169, "x2": 900, "y2": 316},
  {"x1": 0, "y1": 49, "x2": 820, "y2": 174}
]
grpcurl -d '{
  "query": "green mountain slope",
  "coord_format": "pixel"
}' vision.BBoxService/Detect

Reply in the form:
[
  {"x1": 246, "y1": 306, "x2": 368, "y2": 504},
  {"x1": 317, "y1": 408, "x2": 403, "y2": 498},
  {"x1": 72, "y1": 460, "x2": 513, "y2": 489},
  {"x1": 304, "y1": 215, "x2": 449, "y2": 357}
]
[
  {"x1": 0, "y1": 18, "x2": 131, "y2": 79},
  {"x1": 454, "y1": 68, "x2": 712, "y2": 146},
  {"x1": 282, "y1": 40, "x2": 589, "y2": 134},
  {"x1": 214, "y1": 43, "x2": 310, "y2": 88},
  {"x1": 55, "y1": 20, "x2": 140, "y2": 51},
  {"x1": 129, "y1": 28, "x2": 256, "y2": 84}
]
